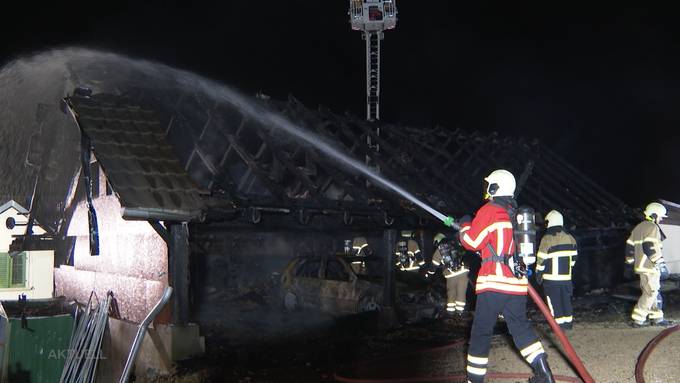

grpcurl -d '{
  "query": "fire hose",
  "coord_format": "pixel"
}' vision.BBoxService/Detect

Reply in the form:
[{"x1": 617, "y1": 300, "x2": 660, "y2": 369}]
[{"x1": 634, "y1": 323, "x2": 680, "y2": 383}]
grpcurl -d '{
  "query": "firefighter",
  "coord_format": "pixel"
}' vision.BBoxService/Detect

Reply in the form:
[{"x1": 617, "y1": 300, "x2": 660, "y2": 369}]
[
  {"x1": 626, "y1": 202, "x2": 671, "y2": 327},
  {"x1": 430, "y1": 233, "x2": 469, "y2": 315},
  {"x1": 395, "y1": 231, "x2": 423, "y2": 272},
  {"x1": 535, "y1": 210, "x2": 578, "y2": 330},
  {"x1": 349, "y1": 236, "x2": 372, "y2": 275},
  {"x1": 459, "y1": 169, "x2": 554, "y2": 383}
]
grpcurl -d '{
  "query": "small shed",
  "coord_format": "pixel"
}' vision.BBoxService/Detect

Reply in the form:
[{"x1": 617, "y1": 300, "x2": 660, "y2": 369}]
[{"x1": 0, "y1": 201, "x2": 53, "y2": 300}]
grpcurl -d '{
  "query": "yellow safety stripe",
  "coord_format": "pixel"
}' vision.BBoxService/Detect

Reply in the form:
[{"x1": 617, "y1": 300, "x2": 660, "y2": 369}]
[
  {"x1": 643, "y1": 237, "x2": 661, "y2": 244},
  {"x1": 526, "y1": 349, "x2": 544, "y2": 364},
  {"x1": 447, "y1": 302, "x2": 456, "y2": 307},
  {"x1": 542, "y1": 274, "x2": 572, "y2": 281},
  {"x1": 520, "y1": 341, "x2": 543, "y2": 357},
  {"x1": 467, "y1": 355, "x2": 489, "y2": 365},
  {"x1": 626, "y1": 239, "x2": 635, "y2": 246},
  {"x1": 444, "y1": 268, "x2": 469, "y2": 278},
  {"x1": 455, "y1": 301, "x2": 466, "y2": 306},
  {"x1": 538, "y1": 250, "x2": 577, "y2": 259},
  {"x1": 648, "y1": 311, "x2": 663, "y2": 320},
  {"x1": 555, "y1": 316, "x2": 573, "y2": 324},
  {"x1": 478, "y1": 274, "x2": 528, "y2": 285},
  {"x1": 625, "y1": 257, "x2": 635, "y2": 264},
  {"x1": 634, "y1": 266, "x2": 657, "y2": 273},
  {"x1": 401, "y1": 266, "x2": 420, "y2": 271},
  {"x1": 536, "y1": 264, "x2": 546, "y2": 271},
  {"x1": 446, "y1": 307, "x2": 456, "y2": 312},
  {"x1": 477, "y1": 281, "x2": 528, "y2": 293},
  {"x1": 546, "y1": 296, "x2": 555, "y2": 317},
  {"x1": 466, "y1": 366, "x2": 487, "y2": 376},
  {"x1": 635, "y1": 254, "x2": 657, "y2": 273},
  {"x1": 432, "y1": 260, "x2": 441, "y2": 266},
  {"x1": 631, "y1": 308, "x2": 648, "y2": 322},
  {"x1": 462, "y1": 222, "x2": 513, "y2": 249}
]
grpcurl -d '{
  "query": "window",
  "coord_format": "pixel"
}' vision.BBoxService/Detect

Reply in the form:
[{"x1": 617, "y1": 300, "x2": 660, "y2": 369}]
[
  {"x1": 0, "y1": 252, "x2": 27, "y2": 288},
  {"x1": 368, "y1": 6, "x2": 383, "y2": 21},
  {"x1": 325, "y1": 260, "x2": 350, "y2": 281},
  {"x1": 295, "y1": 259, "x2": 322, "y2": 278}
]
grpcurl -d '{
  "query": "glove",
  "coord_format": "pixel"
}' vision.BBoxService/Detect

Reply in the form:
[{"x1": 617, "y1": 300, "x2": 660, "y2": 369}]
[
  {"x1": 535, "y1": 271, "x2": 543, "y2": 284},
  {"x1": 523, "y1": 255, "x2": 536, "y2": 266},
  {"x1": 658, "y1": 262, "x2": 670, "y2": 280},
  {"x1": 458, "y1": 215, "x2": 472, "y2": 226}
]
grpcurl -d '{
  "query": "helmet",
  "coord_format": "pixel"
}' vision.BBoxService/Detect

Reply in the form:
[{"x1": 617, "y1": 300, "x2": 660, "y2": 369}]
[
  {"x1": 644, "y1": 202, "x2": 667, "y2": 222},
  {"x1": 433, "y1": 233, "x2": 447, "y2": 246},
  {"x1": 484, "y1": 169, "x2": 516, "y2": 198},
  {"x1": 545, "y1": 210, "x2": 564, "y2": 228}
]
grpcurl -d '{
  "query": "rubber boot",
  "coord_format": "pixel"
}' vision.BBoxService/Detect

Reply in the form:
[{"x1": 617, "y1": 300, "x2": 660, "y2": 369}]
[
  {"x1": 466, "y1": 374, "x2": 485, "y2": 383},
  {"x1": 529, "y1": 354, "x2": 555, "y2": 383}
]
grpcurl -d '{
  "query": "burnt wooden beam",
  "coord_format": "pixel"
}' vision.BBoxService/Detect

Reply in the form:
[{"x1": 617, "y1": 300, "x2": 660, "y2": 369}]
[
  {"x1": 382, "y1": 229, "x2": 397, "y2": 308},
  {"x1": 168, "y1": 222, "x2": 191, "y2": 325}
]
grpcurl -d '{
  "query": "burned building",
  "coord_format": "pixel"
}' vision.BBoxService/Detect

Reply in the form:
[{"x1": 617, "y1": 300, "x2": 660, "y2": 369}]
[
  {"x1": 41, "y1": 84, "x2": 637, "y2": 335},
  {"x1": 0, "y1": 49, "x2": 642, "y2": 379}
]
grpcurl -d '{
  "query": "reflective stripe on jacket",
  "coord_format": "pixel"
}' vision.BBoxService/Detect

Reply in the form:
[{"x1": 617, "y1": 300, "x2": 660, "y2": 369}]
[
  {"x1": 536, "y1": 226, "x2": 577, "y2": 281},
  {"x1": 395, "y1": 239, "x2": 422, "y2": 271},
  {"x1": 459, "y1": 198, "x2": 528, "y2": 295},
  {"x1": 627, "y1": 220, "x2": 663, "y2": 274},
  {"x1": 431, "y1": 248, "x2": 469, "y2": 278}
]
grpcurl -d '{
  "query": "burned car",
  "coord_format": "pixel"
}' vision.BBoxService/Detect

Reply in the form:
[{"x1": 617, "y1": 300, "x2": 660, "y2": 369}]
[
  {"x1": 280, "y1": 255, "x2": 445, "y2": 321},
  {"x1": 280, "y1": 255, "x2": 383, "y2": 314}
]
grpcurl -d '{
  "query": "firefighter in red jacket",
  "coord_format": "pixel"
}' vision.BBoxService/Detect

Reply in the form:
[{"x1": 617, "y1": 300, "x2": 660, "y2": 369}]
[{"x1": 459, "y1": 169, "x2": 554, "y2": 383}]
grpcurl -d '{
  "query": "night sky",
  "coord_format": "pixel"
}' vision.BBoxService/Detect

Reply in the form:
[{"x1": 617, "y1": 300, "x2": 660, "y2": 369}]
[{"x1": 3, "y1": 1, "x2": 679, "y2": 208}]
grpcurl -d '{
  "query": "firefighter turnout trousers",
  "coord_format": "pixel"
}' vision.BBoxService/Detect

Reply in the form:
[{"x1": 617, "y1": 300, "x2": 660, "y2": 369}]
[
  {"x1": 542, "y1": 281, "x2": 573, "y2": 328},
  {"x1": 446, "y1": 272, "x2": 468, "y2": 312},
  {"x1": 467, "y1": 292, "x2": 546, "y2": 382},
  {"x1": 632, "y1": 271, "x2": 663, "y2": 323}
]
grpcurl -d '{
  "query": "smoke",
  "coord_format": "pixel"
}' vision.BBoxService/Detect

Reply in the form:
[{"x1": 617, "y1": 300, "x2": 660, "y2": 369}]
[{"x1": 0, "y1": 47, "x2": 446, "y2": 227}]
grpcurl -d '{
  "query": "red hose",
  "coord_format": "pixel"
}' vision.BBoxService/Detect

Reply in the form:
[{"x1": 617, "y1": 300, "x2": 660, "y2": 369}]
[
  {"x1": 527, "y1": 284, "x2": 595, "y2": 383},
  {"x1": 634, "y1": 324, "x2": 680, "y2": 383}
]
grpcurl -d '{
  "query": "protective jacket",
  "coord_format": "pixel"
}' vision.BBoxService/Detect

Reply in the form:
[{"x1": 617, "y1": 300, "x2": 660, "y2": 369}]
[
  {"x1": 536, "y1": 226, "x2": 578, "y2": 281},
  {"x1": 431, "y1": 248, "x2": 469, "y2": 278},
  {"x1": 460, "y1": 196, "x2": 528, "y2": 295},
  {"x1": 626, "y1": 220, "x2": 664, "y2": 274},
  {"x1": 394, "y1": 239, "x2": 422, "y2": 271},
  {"x1": 350, "y1": 237, "x2": 370, "y2": 275}
]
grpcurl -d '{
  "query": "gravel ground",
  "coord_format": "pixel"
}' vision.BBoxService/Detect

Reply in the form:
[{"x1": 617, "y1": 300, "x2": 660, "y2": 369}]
[
  {"x1": 152, "y1": 285, "x2": 680, "y2": 382},
  {"x1": 478, "y1": 322, "x2": 680, "y2": 383}
]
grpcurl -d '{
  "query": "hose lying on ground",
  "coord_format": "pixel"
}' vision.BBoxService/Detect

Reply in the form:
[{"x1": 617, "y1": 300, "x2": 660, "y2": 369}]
[{"x1": 634, "y1": 323, "x2": 680, "y2": 383}]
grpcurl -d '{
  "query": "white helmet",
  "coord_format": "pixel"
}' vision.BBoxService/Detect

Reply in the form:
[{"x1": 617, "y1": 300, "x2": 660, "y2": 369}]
[
  {"x1": 484, "y1": 169, "x2": 516, "y2": 198},
  {"x1": 433, "y1": 233, "x2": 447, "y2": 246},
  {"x1": 644, "y1": 202, "x2": 667, "y2": 222},
  {"x1": 545, "y1": 210, "x2": 564, "y2": 228}
]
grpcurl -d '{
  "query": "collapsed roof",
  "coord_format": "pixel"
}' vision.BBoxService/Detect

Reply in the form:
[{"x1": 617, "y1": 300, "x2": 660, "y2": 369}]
[{"x1": 64, "y1": 89, "x2": 637, "y2": 230}]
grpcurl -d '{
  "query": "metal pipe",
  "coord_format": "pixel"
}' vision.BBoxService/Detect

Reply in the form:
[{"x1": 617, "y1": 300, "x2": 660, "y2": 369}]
[{"x1": 119, "y1": 286, "x2": 173, "y2": 383}]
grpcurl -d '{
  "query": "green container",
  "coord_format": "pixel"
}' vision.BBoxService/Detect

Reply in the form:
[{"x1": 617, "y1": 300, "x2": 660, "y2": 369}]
[{"x1": 2, "y1": 314, "x2": 74, "y2": 383}]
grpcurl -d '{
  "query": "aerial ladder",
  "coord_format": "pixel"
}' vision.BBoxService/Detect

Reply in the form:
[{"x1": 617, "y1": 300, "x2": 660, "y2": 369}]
[{"x1": 349, "y1": 0, "x2": 397, "y2": 173}]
